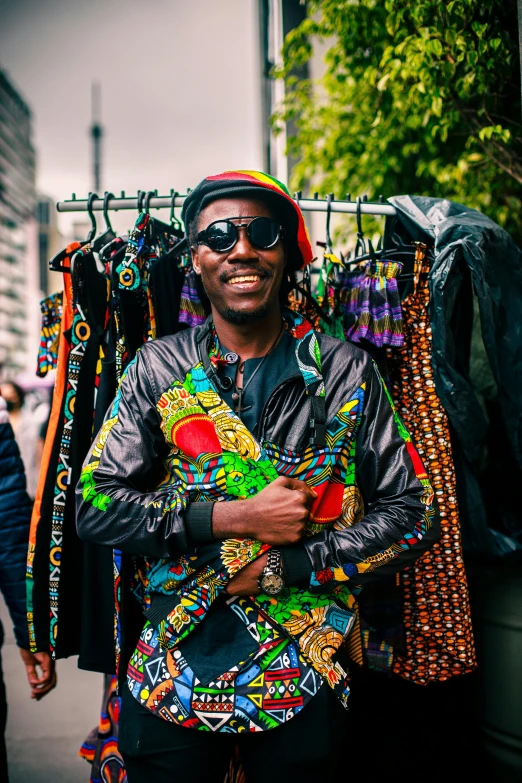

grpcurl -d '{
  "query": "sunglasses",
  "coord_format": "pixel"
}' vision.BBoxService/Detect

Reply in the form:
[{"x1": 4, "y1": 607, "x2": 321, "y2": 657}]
[{"x1": 196, "y1": 217, "x2": 285, "y2": 253}]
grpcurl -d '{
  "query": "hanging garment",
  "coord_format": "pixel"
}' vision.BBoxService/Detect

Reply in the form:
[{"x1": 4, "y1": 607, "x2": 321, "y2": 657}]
[
  {"x1": 49, "y1": 246, "x2": 109, "y2": 657},
  {"x1": 389, "y1": 195, "x2": 522, "y2": 555},
  {"x1": 36, "y1": 291, "x2": 63, "y2": 377},
  {"x1": 112, "y1": 212, "x2": 184, "y2": 381},
  {"x1": 49, "y1": 293, "x2": 91, "y2": 652},
  {"x1": 315, "y1": 254, "x2": 346, "y2": 341},
  {"x1": 80, "y1": 337, "x2": 119, "y2": 674},
  {"x1": 149, "y1": 255, "x2": 185, "y2": 338},
  {"x1": 341, "y1": 260, "x2": 404, "y2": 348},
  {"x1": 386, "y1": 244, "x2": 476, "y2": 683},
  {"x1": 178, "y1": 266, "x2": 207, "y2": 327},
  {"x1": 27, "y1": 250, "x2": 75, "y2": 653}
]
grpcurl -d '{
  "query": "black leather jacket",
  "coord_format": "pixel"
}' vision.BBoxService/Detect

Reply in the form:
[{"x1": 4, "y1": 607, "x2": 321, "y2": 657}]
[{"x1": 76, "y1": 319, "x2": 439, "y2": 589}]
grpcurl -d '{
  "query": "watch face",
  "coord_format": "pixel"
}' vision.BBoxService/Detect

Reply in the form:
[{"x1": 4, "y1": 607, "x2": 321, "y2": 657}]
[{"x1": 261, "y1": 572, "x2": 284, "y2": 595}]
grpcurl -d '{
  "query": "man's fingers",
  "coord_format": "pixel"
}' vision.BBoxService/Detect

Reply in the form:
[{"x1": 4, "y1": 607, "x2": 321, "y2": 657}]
[
  {"x1": 34, "y1": 652, "x2": 54, "y2": 684},
  {"x1": 31, "y1": 670, "x2": 57, "y2": 700},
  {"x1": 31, "y1": 672, "x2": 57, "y2": 700},
  {"x1": 24, "y1": 662, "x2": 40, "y2": 687},
  {"x1": 19, "y1": 649, "x2": 57, "y2": 699},
  {"x1": 281, "y1": 477, "x2": 317, "y2": 497}
]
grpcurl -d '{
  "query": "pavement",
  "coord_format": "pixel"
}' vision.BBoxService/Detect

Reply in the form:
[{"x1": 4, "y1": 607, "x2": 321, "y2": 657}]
[{"x1": 1, "y1": 596, "x2": 104, "y2": 783}]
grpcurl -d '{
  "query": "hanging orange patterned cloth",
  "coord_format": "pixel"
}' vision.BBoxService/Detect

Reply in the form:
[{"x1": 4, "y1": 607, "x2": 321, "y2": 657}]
[{"x1": 386, "y1": 244, "x2": 477, "y2": 683}]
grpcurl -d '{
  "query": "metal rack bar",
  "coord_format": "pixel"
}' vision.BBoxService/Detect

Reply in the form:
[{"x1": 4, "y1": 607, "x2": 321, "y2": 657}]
[{"x1": 56, "y1": 193, "x2": 397, "y2": 216}]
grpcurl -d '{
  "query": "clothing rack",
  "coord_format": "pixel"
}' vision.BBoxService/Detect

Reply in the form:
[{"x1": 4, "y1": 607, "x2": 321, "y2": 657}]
[{"x1": 56, "y1": 191, "x2": 397, "y2": 216}]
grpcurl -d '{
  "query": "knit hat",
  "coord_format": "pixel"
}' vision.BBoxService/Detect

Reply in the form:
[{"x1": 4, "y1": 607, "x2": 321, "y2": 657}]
[{"x1": 181, "y1": 170, "x2": 313, "y2": 269}]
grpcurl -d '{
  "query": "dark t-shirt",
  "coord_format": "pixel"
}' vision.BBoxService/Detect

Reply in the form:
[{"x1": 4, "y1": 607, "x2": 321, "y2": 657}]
[{"x1": 177, "y1": 331, "x2": 298, "y2": 683}]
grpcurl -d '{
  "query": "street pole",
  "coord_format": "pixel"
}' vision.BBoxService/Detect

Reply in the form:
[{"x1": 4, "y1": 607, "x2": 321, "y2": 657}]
[
  {"x1": 90, "y1": 82, "x2": 103, "y2": 194},
  {"x1": 269, "y1": 0, "x2": 288, "y2": 185}
]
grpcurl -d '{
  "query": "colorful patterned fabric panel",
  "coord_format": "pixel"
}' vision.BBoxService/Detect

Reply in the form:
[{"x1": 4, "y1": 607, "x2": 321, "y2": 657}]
[
  {"x1": 50, "y1": 283, "x2": 92, "y2": 653},
  {"x1": 178, "y1": 267, "x2": 207, "y2": 327},
  {"x1": 37, "y1": 291, "x2": 63, "y2": 377},
  {"x1": 128, "y1": 596, "x2": 326, "y2": 733},
  {"x1": 387, "y1": 245, "x2": 476, "y2": 683},
  {"x1": 342, "y1": 260, "x2": 404, "y2": 347}
]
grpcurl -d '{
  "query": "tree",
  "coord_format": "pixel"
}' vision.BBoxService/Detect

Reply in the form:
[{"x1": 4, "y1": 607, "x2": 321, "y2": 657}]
[{"x1": 276, "y1": 0, "x2": 522, "y2": 243}]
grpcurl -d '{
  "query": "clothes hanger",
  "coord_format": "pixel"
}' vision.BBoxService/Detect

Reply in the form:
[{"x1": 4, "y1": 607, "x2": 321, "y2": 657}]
[
  {"x1": 136, "y1": 189, "x2": 147, "y2": 214},
  {"x1": 99, "y1": 236, "x2": 128, "y2": 264},
  {"x1": 353, "y1": 197, "x2": 367, "y2": 259},
  {"x1": 153, "y1": 190, "x2": 188, "y2": 263},
  {"x1": 169, "y1": 189, "x2": 183, "y2": 232},
  {"x1": 70, "y1": 193, "x2": 106, "y2": 300},
  {"x1": 141, "y1": 189, "x2": 185, "y2": 239},
  {"x1": 316, "y1": 194, "x2": 345, "y2": 314},
  {"x1": 48, "y1": 192, "x2": 98, "y2": 272},
  {"x1": 91, "y1": 191, "x2": 116, "y2": 253}
]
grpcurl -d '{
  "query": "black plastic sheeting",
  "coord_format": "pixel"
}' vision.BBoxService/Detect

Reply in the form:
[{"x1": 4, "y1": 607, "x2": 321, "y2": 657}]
[{"x1": 387, "y1": 196, "x2": 522, "y2": 558}]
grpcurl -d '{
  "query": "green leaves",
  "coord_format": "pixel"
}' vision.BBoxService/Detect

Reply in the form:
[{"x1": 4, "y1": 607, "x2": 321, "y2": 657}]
[
  {"x1": 471, "y1": 21, "x2": 488, "y2": 38},
  {"x1": 276, "y1": 0, "x2": 522, "y2": 243}
]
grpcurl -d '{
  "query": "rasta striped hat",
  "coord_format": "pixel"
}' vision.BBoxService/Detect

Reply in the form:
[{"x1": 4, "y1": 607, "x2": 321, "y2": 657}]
[{"x1": 181, "y1": 170, "x2": 314, "y2": 270}]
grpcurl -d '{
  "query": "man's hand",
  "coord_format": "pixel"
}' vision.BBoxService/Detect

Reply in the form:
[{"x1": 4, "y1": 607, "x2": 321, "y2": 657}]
[
  {"x1": 226, "y1": 553, "x2": 268, "y2": 596},
  {"x1": 19, "y1": 648, "x2": 57, "y2": 701},
  {"x1": 213, "y1": 477, "x2": 317, "y2": 545}
]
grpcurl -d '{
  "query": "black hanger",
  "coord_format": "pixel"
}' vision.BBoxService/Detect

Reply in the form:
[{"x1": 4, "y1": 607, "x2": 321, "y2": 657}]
[
  {"x1": 170, "y1": 189, "x2": 182, "y2": 231},
  {"x1": 325, "y1": 193, "x2": 334, "y2": 252},
  {"x1": 134, "y1": 190, "x2": 144, "y2": 213},
  {"x1": 92, "y1": 192, "x2": 116, "y2": 252},
  {"x1": 143, "y1": 190, "x2": 155, "y2": 214},
  {"x1": 148, "y1": 189, "x2": 185, "y2": 250},
  {"x1": 48, "y1": 192, "x2": 98, "y2": 272},
  {"x1": 353, "y1": 197, "x2": 367, "y2": 258},
  {"x1": 48, "y1": 244, "x2": 77, "y2": 273},
  {"x1": 301, "y1": 258, "x2": 312, "y2": 298},
  {"x1": 85, "y1": 191, "x2": 99, "y2": 242},
  {"x1": 99, "y1": 236, "x2": 128, "y2": 264}
]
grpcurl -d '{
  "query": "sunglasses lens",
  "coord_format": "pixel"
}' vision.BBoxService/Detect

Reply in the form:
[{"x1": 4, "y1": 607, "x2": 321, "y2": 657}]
[
  {"x1": 205, "y1": 221, "x2": 237, "y2": 251},
  {"x1": 248, "y1": 218, "x2": 280, "y2": 249}
]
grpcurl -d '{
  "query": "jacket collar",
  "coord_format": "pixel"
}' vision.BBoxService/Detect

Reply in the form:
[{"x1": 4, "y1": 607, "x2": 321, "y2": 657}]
[{"x1": 197, "y1": 308, "x2": 327, "y2": 447}]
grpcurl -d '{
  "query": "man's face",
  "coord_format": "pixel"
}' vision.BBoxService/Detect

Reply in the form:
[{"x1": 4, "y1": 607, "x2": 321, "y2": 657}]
[{"x1": 191, "y1": 196, "x2": 286, "y2": 325}]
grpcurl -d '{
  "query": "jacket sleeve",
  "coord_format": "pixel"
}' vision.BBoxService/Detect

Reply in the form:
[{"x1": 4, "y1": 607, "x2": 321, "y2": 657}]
[
  {"x1": 0, "y1": 403, "x2": 31, "y2": 648},
  {"x1": 282, "y1": 363, "x2": 440, "y2": 589},
  {"x1": 76, "y1": 349, "x2": 214, "y2": 557}
]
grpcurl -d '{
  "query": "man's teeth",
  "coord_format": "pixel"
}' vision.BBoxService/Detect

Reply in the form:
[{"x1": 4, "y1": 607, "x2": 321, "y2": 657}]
[{"x1": 228, "y1": 275, "x2": 261, "y2": 284}]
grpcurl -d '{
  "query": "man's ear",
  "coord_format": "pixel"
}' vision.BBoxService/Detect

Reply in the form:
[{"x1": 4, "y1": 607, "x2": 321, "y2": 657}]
[{"x1": 191, "y1": 246, "x2": 201, "y2": 274}]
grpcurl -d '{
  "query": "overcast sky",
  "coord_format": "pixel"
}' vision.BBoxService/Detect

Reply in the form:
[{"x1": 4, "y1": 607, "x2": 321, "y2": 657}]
[{"x1": 0, "y1": 0, "x2": 264, "y2": 234}]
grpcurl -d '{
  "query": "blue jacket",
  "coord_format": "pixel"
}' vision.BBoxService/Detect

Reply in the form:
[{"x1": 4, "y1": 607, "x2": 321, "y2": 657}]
[{"x1": 0, "y1": 399, "x2": 31, "y2": 648}]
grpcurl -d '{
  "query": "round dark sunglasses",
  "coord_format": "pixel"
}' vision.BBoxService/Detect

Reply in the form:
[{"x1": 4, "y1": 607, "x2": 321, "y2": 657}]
[{"x1": 196, "y1": 217, "x2": 285, "y2": 253}]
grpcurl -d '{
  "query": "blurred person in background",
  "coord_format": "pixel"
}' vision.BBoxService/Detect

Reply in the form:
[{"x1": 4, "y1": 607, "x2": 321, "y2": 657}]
[
  {"x1": 1, "y1": 381, "x2": 49, "y2": 502},
  {"x1": 0, "y1": 393, "x2": 56, "y2": 781}
]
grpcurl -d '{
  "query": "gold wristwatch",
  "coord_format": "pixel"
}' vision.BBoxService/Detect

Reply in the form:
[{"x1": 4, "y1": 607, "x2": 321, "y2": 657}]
[{"x1": 258, "y1": 548, "x2": 285, "y2": 595}]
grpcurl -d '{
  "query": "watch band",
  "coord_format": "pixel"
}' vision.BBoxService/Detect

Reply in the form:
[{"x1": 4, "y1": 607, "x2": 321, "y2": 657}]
[
  {"x1": 258, "y1": 548, "x2": 285, "y2": 595},
  {"x1": 266, "y1": 548, "x2": 283, "y2": 576}
]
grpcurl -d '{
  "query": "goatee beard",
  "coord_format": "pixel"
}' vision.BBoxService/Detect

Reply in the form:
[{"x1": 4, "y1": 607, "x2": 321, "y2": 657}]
[{"x1": 220, "y1": 302, "x2": 271, "y2": 325}]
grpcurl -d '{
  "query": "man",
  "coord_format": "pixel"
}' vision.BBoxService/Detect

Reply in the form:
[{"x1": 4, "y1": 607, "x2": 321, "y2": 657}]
[
  {"x1": 77, "y1": 170, "x2": 439, "y2": 782},
  {"x1": 0, "y1": 394, "x2": 56, "y2": 781}
]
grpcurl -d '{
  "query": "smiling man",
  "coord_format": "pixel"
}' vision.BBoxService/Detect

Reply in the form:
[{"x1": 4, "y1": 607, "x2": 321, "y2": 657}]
[{"x1": 76, "y1": 170, "x2": 439, "y2": 782}]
